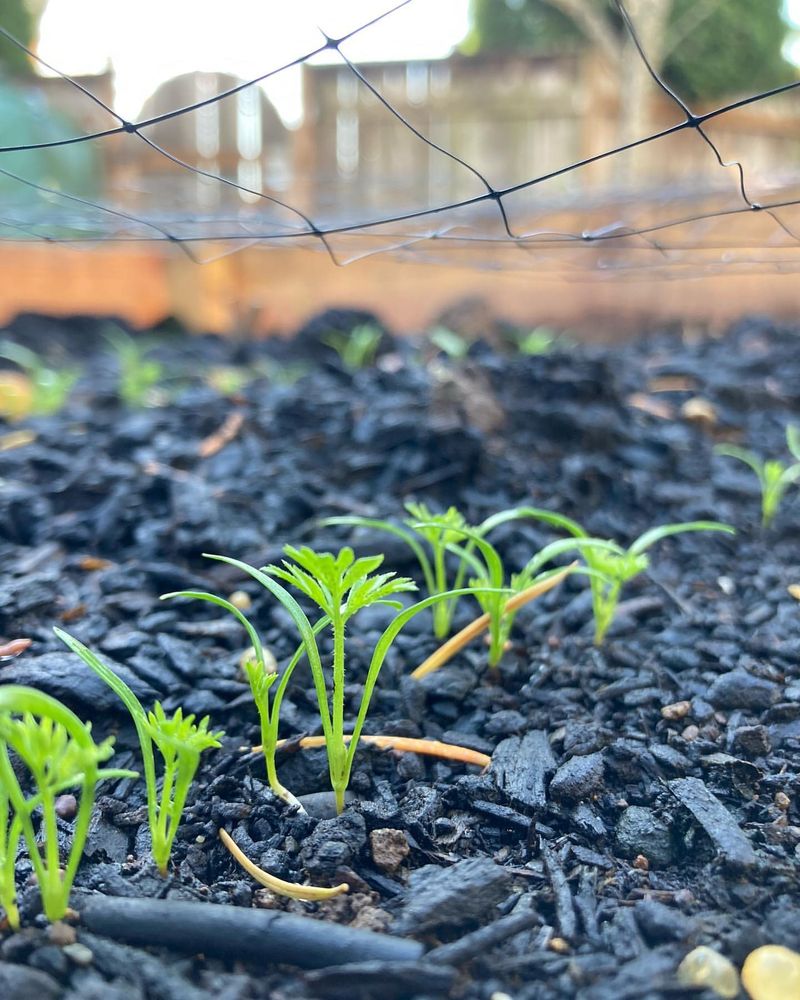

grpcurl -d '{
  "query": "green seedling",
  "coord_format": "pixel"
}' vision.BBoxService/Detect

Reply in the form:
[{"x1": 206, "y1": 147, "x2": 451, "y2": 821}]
[
  {"x1": 160, "y1": 586, "x2": 328, "y2": 810},
  {"x1": 517, "y1": 509, "x2": 735, "y2": 644},
  {"x1": 415, "y1": 521, "x2": 595, "y2": 668},
  {"x1": 715, "y1": 425, "x2": 800, "y2": 527},
  {"x1": 104, "y1": 327, "x2": 163, "y2": 407},
  {"x1": 323, "y1": 503, "x2": 476, "y2": 641},
  {"x1": 0, "y1": 685, "x2": 135, "y2": 928},
  {"x1": 324, "y1": 502, "x2": 590, "y2": 643},
  {"x1": 197, "y1": 546, "x2": 507, "y2": 813},
  {"x1": 0, "y1": 340, "x2": 79, "y2": 417},
  {"x1": 515, "y1": 326, "x2": 557, "y2": 355},
  {"x1": 322, "y1": 323, "x2": 382, "y2": 372},
  {"x1": 429, "y1": 326, "x2": 470, "y2": 360},
  {"x1": 54, "y1": 628, "x2": 223, "y2": 875}
]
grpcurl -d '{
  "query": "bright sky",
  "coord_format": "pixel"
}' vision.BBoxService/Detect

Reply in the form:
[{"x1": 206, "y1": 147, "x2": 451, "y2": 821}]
[{"x1": 36, "y1": 0, "x2": 471, "y2": 126}]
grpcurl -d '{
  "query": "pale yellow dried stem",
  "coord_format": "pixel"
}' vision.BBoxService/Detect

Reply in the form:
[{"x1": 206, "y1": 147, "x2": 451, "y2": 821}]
[
  {"x1": 247, "y1": 733, "x2": 491, "y2": 768},
  {"x1": 411, "y1": 563, "x2": 575, "y2": 680},
  {"x1": 287, "y1": 733, "x2": 489, "y2": 768},
  {"x1": 219, "y1": 828, "x2": 349, "y2": 901}
]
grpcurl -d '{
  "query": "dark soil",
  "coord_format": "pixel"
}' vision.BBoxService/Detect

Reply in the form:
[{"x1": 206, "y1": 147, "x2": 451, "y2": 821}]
[{"x1": 0, "y1": 311, "x2": 798, "y2": 1000}]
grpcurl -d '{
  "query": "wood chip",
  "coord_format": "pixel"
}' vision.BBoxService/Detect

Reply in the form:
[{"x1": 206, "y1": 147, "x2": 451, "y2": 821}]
[
  {"x1": 0, "y1": 638, "x2": 32, "y2": 658},
  {"x1": 627, "y1": 393, "x2": 674, "y2": 420},
  {"x1": 198, "y1": 410, "x2": 244, "y2": 458}
]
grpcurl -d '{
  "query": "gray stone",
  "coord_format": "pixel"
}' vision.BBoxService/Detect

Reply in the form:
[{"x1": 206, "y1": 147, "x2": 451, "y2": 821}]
[
  {"x1": 707, "y1": 670, "x2": 781, "y2": 710},
  {"x1": 549, "y1": 751, "x2": 605, "y2": 802},
  {"x1": 615, "y1": 806, "x2": 674, "y2": 868},
  {"x1": 0, "y1": 962, "x2": 60, "y2": 1000},
  {"x1": 397, "y1": 857, "x2": 512, "y2": 934}
]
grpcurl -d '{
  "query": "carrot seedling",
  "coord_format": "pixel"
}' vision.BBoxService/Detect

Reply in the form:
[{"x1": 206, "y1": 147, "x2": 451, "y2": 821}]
[
  {"x1": 202, "y1": 546, "x2": 507, "y2": 813},
  {"x1": 322, "y1": 503, "x2": 482, "y2": 640},
  {"x1": 54, "y1": 628, "x2": 223, "y2": 875},
  {"x1": 0, "y1": 341, "x2": 79, "y2": 417},
  {"x1": 715, "y1": 425, "x2": 800, "y2": 527},
  {"x1": 515, "y1": 509, "x2": 735, "y2": 644},
  {"x1": 0, "y1": 685, "x2": 135, "y2": 928},
  {"x1": 159, "y1": 587, "x2": 327, "y2": 810}
]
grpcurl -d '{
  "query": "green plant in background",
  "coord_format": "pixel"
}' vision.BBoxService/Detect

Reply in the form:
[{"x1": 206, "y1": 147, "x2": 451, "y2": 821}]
[
  {"x1": 104, "y1": 327, "x2": 164, "y2": 407},
  {"x1": 416, "y1": 520, "x2": 605, "y2": 668},
  {"x1": 322, "y1": 323, "x2": 382, "y2": 371},
  {"x1": 515, "y1": 326, "x2": 557, "y2": 355},
  {"x1": 715, "y1": 425, "x2": 800, "y2": 527},
  {"x1": 54, "y1": 629, "x2": 223, "y2": 875},
  {"x1": 429, "y1": 326, "x2": 471, "y2": 360},
  {"x1": 0, "y1": 685, "x2": 135, "y2": 929},
  {"x1": 518, "y1": 510, "x2": 735, "y2": 644},
  {"x1": 201, "y1": 547, "x2": 506, "y2": 813},
  {"x1": 205, "y1": 365, "x2": 253, "y2": 396},
  {"x1": 0, "y1": 341, "x2": 79, "y2": 417},
  {"x1": 160, "y1": 586, "x2": 327, "y2": 810}
]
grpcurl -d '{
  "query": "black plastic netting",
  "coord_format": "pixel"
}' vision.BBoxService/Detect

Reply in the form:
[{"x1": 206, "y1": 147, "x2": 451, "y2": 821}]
[{"x1": 2, "y1": 0, "x2": 800, "y2": 276}]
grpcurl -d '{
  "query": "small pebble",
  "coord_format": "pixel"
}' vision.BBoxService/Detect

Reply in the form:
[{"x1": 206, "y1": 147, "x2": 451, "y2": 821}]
[
  {"x1": 741, "y1": 945, "x2": 800, "y2": 1000},
  {"x1": 775, "y1": 792, "x2": 790, "y2": 812},
  {"x1": 677, "y1": 946, "x2": 739, "y2": 999},
  {"x1": 369, "y1": 828, "x2": 410, "y2": 874},
  {"x1": 681, "y1": 724, "x2": 700, "y2": 742},
  {"x1": 55, "y1": 795, "x2": 78, "y2": 820},
  {"x1": 661, "y1": 701, "x2": 691, "y2": 721},
  {"x1": 46, "y1": 922, "x2": 77, "y2": 947},
  {"x1": 62, "y1": 943, "x2": 94, "y2": 967},
  {"x1": 228, "y1": 590, "x2": 252, "y2": 611}
]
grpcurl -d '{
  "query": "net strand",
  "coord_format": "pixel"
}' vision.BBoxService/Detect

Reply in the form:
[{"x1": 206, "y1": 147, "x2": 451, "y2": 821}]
[{"x1": 0, "y1": 0, "x2": 797, "y2": 271}]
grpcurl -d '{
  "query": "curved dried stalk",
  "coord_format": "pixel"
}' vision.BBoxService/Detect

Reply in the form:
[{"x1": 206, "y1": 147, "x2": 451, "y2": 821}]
[
  {"x1": 411, "y1": 564, "x2": 574, "y2": 679},
  {"x1": 255, "y1": 733, "x2": 492, "y2": 768},
  {"x1": 219, "y1": 828, "x2": 348, "y2": 901}
]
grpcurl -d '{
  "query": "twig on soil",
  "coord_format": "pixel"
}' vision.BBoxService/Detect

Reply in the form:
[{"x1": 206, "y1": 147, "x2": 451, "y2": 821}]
[
  {"x1": 0, "y1": 638, "x2": 32, "y2": 659},
  {"x1": 198, "y1": 410, "x2": 244, "y2": 458},
  {"x1": 219, "y1": 828, "x2": 349, "y2": 901},
  {"x1": 248, "y1": 733, "x2": 491, "y2": 769},
  {"x1": 411, "y1": 566, "x2": 574, "y2": 680}
]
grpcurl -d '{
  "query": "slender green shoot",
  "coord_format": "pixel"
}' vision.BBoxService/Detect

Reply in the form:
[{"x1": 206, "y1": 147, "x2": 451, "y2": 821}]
[
  {"x1": 715, "y1": 425, "x2": 800, "y2": 527},
  {"x1": 322, "y1": 503, "x2": 475, "y2": 640},
  {"x1": 0, "y1": 340, "x2": 79, "y2": 416},
  {"x1": 54, "y1": 628, "x2": 223, "y2": 875},
  {"x1": 0, "y1": 685, "x2": 135, "y2": 928},
  {"x1": 515, "y1": 509, "x2": 735, "y2": 644},
  {"x1": 160, "y1": 588, "x2": 328, "y2": 810},
  {"x1": 203, "y1": 547, "x2": 508, "y2": 813},
  {"x1": 429, "y1": 327, "x2": 470, "y2": 360},
  {"x1": 322, "y1": 324, "x2": 383, "y2": 371},
  {"x1": 413, "y1": 521, "x2": 604, "y2": 667},
  {"x1": 104, "y1": 327, "x2": 163, "y2": 407}
]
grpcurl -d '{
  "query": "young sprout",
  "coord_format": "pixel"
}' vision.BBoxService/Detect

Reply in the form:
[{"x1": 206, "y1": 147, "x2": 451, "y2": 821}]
[
  {"x1": 0, "y1": 340, "x2": 78, "y2": 417},
  {"x1": 104, "y1": 327, "x2": 163, "y2": 407},
  {"x1": 322, "y1": 503, "x2": 476, "y2": 640},
  {"x1": 322, "y1": 323, "x2": 383, "y2": 372},
  {"x1": 715, "y1": 425, "x2": 800, "y2": 527},
  {"x1": 160, "y1": 587, "x2": 327, "y2": 810},
  {"x1": 0, "y1": 685, "x2": 135, "y2": 928},
  {"x1": 515, "y1": 326, "x2": 557, "y2": 355},
  {"x1": 54, "y1": 628, "x2": 223, "y2": 875},
  {"x1": 428, "y1": 326, "x2": 470, "y2": 360},
  {"x1": 410, "y1": 520, "x2": 582, "y2": 668},
  {"x1": 199, "y1": 546, "x2": 506, "y2": 813},
  {"x1": 517, "y1": 509, "x2": 735, "y2": 644}
]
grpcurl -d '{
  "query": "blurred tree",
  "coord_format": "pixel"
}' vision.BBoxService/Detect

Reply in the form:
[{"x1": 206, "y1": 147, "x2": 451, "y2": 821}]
[
  {"x1": 463, "y1": 0, "x2": 794, "y2": 103},
  {"x1": 0, "y1": 0, "x2": 42, "y2": 76}
]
